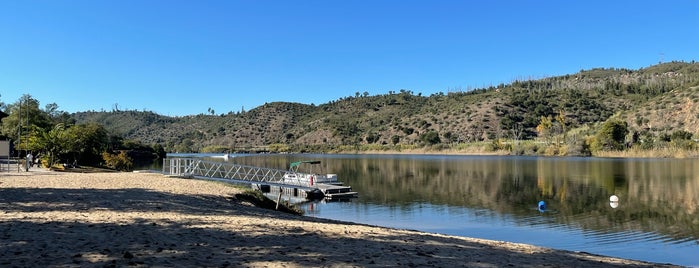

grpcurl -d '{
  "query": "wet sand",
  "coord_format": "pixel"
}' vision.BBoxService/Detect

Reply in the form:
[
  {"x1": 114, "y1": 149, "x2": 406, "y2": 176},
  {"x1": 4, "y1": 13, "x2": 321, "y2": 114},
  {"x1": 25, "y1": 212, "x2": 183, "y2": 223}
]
[{"x1": 0, "y1": 171, "x2": 682, "y2": 267}]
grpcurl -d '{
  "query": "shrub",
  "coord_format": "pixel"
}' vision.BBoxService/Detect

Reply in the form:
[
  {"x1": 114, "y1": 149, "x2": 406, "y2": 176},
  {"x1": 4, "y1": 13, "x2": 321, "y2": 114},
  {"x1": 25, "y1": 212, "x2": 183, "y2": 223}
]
[
  {"x1": 516, "y1": 142, "x2": 541, "y2": 155},
  {"x1": 543, "y1": 145, "x2": 559, "y2": 156},
  {"x1": 420, "y1": 131, "x2": 441, "y2": 145},
  {"x1": 487, "y1": 139, "x2": 510, "y2": 151},
  {"x1": 201, "y1": 145, "x2": 230, "y2": 153},
  {"x1": 670, "y1": 130, "x2": 693, "y2": 141},
  {"x1": 593, "y1": 120, "x2": 629, "y2": 151},
  {"x1": 102, "y1": 151, "x2": 134, "y2": 171},
  {"x1": 671, "y1": 140, "x2": 697, "y2": 150},
  {"x1": 268, "y1": 143, "x2": 290, "y2": 153}
]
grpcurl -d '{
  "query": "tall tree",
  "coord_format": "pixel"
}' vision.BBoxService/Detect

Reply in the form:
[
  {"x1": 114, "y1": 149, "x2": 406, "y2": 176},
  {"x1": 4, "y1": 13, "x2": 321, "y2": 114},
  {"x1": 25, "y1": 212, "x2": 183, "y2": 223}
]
[
  {"x1": 536, "y1": 115, "x2": 553, "y2": 144},
  {"x1": 0, "y1": 95, "x2": 53, "y2": 150}
]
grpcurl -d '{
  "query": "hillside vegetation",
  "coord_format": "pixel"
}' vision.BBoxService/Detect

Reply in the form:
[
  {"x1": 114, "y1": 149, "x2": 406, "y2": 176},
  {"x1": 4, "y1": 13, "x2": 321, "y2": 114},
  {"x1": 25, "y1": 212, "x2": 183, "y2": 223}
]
[{"x1": 69, "y1": 61, "x2": 699, "y2": 156}]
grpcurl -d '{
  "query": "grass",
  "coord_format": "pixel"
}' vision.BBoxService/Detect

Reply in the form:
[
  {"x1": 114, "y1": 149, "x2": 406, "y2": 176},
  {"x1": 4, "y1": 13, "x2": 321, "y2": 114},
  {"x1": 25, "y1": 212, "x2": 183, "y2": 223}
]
[{"x1": 594, "y1": 147, "x2": 699, "y2": 158}]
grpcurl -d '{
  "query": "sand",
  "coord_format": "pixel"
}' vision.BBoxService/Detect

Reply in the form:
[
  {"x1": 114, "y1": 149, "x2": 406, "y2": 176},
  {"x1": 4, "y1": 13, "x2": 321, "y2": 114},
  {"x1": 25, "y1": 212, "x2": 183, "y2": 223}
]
[{"x1": 0, "y1": 170, "x2": 682, "y2": 267}]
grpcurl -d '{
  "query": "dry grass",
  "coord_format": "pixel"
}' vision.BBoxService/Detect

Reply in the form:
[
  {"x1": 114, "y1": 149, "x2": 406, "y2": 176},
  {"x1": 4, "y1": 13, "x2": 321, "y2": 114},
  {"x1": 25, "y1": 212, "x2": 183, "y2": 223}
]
[{"x1": 594, "y1": 147, "x2": 699, "y2": 158}]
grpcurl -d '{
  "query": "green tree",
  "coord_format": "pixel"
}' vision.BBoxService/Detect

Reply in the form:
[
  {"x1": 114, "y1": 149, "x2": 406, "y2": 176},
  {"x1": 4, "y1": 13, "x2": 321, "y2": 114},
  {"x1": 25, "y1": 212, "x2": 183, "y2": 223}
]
[
  {"x1": 1, "y1": 95, "x2": 53, "y2": 150},
  {"x1": 27, "y1": 124, "x2": 70, "y2": 167},
  {"x1": 152, "y1": 143, "x2": 167, "y2": 159},
  {"x1": 391, "y1": 135, "x2": 400, "y2": 145},
  {"x1": 365, "y1": 132, "x2": 380, "y2": 144},
  {"x1": 670, "y1": 130, "x2": 693, "y2": 141},
  {"x1": 65, "y1": 123, "x2": 109, "y2": 165},
  {"x1": 594, "y1": 120, "x2": 629, "y2": 151},
  {"x1": 420, "y1": 131, "x2": 441, "y2": 145}
]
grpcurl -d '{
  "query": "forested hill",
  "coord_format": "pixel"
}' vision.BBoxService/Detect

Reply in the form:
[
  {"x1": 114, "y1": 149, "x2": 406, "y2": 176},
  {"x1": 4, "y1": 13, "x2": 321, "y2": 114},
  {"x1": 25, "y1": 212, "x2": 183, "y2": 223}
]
[{"x1": 72, "y1": 61, "x2": 699, "y2": 153}]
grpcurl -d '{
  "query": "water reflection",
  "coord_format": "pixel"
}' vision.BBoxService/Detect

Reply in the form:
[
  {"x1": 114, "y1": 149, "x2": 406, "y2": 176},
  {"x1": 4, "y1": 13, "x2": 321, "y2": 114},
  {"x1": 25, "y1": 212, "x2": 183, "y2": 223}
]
[{"x1": 228, "y1": 154, "x2": 699, "y2": 266}]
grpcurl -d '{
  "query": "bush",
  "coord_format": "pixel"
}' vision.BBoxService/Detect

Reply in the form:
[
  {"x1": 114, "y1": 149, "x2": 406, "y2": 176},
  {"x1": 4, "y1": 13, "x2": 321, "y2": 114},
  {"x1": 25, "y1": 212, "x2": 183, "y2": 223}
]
[
  {"x1": 514, "y1": 142, "x2": 541, "y2": 155},
  {"x1": 420, "y1": 131, "x2": 441, "y2": 145},
  {"x1": 593, "y1": 120, "x2": 628, "y2": 151},
  {"x1": 543, "y1": 145, "x2": 559, "y2": 156},
  {"x1": 671, "y1": 139, "x2": 697, "y2": 150},
  {"x1": 201, "y1": 145, "x2": 230, "y2": 153},
  {"x1": 485, "y1": 139, "x2": 508, "y2": 151},
  {"x1": 102, "y1": 151, "x2": 134, "y2": 171},
  {"x1": 671, "y1": 130, "x2": 693, "y2": 141},
  {"x1": 268, "y1": 143, "x2": 290, "y2": 153}
]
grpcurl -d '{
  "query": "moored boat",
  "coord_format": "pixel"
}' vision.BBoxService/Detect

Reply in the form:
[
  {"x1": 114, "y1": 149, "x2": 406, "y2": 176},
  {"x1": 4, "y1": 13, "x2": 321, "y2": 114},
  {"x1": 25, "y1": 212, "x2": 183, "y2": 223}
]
[{"x1": 282, "y1": 160, "x2": 342, "y2": 186}]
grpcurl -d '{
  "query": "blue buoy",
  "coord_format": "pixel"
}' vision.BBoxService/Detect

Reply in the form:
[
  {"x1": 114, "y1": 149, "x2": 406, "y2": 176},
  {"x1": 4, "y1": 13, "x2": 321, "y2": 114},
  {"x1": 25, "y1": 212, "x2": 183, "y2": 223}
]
[{"x1": 538, "y1": 200, "x2": 546, "y2": 212}]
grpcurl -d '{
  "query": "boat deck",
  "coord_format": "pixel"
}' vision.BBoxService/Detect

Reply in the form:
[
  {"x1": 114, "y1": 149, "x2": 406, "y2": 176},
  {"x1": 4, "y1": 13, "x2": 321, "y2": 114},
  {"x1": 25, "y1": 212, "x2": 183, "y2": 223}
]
[{"x1": 315, "y1": 184, "x2": 358, "y2": 199}]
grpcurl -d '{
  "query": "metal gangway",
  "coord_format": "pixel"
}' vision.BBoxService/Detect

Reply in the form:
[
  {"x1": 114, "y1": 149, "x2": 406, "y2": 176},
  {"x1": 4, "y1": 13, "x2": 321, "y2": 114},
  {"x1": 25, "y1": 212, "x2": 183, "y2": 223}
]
[
  {"x1": 163, "y1": 157, "x2": 306, "y2": 185},
  {"x1": 162, "y1": 157, "x2": 358, "y2": 200}
]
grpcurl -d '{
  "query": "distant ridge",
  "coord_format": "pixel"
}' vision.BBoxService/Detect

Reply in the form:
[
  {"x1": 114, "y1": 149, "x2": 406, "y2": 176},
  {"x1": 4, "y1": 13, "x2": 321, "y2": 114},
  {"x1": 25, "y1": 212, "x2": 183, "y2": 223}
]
[{"x1": 72, "y1": 61, "x2": 699, "y2": 153}]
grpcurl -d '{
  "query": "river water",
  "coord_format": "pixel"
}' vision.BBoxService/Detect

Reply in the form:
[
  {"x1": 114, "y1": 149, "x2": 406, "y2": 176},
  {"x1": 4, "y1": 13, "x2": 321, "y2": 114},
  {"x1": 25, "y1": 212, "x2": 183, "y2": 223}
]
[{"x1": 164, "y1": 153, "x2": 699, "y2": 266}]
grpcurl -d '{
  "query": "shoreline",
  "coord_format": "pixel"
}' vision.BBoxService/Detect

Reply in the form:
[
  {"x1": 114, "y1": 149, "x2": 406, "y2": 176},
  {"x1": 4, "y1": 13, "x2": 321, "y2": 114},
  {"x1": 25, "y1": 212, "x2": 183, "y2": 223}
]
[
  {"x1": 0, "y1": 170, "x2": 682, "y2": 267},
  {"x1": 334, "y1": 149, "x2": 699, "y2": 158}
]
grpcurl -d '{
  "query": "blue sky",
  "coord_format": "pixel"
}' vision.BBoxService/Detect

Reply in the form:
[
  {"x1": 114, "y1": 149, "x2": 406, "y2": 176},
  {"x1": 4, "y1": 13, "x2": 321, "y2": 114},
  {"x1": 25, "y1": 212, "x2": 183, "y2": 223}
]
[{"x1": 1, "y1": 1, "x2": 698, "y2": 116}]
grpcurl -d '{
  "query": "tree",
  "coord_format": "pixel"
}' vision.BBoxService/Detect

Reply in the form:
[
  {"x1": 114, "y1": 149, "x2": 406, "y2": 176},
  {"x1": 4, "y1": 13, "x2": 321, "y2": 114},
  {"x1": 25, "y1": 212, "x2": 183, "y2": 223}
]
[
  {"x1": 365, "y1": 133, "x2": 379, "y2": 144},
  {"x1": 65, "y1": 123, "x2": 109, "y2": 165},
  {"x1": 555, "y1": 109, "x2": 567, "y2": 139},
  {"x1": 594, "y1": 120, "x2": 629, "y2": 151},
  {"x1": 44, "y1": 103, "x2": 60, "y2": 118},
  {"x1": 27, "y1": 123, "x2": 70, "y2": 167},
  {"x1": 1, "y1": 95, "x2": 53, "y2": 151},
  {"x1": 510, "y1": 123, "x2": 524, "y2": 144},
  {"x1": 670, "y1": 130, "x2": 693, "y2": 141},
  {"x1": 102, "y1": 151, "x2": 133, "y2": 171},
  {"x1": 152, "y1": 143, "x2": 167, "y2": 159},
  {"x1": 391, "y1": 135, "x2": 400, "y2": 145},
  {"x1": 536, "y1": 115, "x2": 553, "y2": 144},
  {"x1": 420, "y1": 131, "x2": 441, "y2": 145}
]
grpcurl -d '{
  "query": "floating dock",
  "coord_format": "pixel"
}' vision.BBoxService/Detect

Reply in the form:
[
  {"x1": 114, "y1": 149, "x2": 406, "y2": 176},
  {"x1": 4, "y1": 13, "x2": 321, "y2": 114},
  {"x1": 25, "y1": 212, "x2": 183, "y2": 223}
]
[{"x1": 163, "y1": 157, "x2": 357, "y2": 200}]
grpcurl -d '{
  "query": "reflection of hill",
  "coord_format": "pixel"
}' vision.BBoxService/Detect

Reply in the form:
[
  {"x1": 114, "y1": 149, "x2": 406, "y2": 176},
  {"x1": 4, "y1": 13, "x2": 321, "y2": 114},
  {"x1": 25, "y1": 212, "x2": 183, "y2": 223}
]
[{"x1": 231, "y1": 155, "x2": 699, "y2": 242}]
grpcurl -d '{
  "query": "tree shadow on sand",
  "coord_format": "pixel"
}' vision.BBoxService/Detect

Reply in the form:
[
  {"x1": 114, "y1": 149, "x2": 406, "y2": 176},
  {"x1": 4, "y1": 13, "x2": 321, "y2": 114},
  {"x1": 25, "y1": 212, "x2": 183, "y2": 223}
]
[{"x1": 0, "y1": 187, "x2": 677, "y2": 267}]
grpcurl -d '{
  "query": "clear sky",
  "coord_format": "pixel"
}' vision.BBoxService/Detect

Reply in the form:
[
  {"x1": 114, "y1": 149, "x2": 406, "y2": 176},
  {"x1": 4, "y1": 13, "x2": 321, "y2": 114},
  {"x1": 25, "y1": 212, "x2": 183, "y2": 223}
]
[{"x1": 1, "y1": 1, "x2": 698, "y2": 116}]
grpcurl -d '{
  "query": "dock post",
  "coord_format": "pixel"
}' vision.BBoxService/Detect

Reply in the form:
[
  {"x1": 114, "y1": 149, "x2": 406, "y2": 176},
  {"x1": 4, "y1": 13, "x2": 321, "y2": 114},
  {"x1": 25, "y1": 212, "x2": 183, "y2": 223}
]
[{"x1": 275, "y1": 188, "x2": 282, "y2": 210}]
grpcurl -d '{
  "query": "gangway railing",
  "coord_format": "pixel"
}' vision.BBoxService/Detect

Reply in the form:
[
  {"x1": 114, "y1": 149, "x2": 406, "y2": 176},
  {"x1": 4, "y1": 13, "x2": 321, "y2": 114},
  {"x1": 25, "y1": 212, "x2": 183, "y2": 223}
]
[{"x1": 162, "y1": 157, "x2": 311, "y2": 187}]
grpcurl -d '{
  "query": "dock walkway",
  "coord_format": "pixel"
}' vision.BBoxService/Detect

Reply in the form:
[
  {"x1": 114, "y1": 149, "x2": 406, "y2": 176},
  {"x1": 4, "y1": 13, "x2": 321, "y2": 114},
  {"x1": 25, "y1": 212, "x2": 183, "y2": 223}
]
[{"x1": 162, "y1": 157, "x2": 357, "y2": 200}]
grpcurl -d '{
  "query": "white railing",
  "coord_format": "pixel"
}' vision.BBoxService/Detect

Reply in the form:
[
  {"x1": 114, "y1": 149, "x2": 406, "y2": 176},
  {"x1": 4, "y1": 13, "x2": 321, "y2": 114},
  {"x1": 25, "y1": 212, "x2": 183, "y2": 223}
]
[{"x1": 163, "y1": 157, "x2": 310, "y2": 186}]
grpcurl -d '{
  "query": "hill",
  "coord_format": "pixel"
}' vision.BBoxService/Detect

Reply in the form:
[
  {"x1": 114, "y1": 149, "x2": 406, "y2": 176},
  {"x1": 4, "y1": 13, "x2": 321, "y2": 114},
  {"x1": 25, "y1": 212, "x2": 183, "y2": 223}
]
[{"x1": 72, "y1": 61, "x2": 699, "y2": 154}]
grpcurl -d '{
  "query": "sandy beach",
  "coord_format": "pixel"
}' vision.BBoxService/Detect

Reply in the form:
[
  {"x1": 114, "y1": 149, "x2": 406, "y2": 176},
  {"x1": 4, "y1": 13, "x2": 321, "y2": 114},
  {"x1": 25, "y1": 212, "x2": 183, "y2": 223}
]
[{"x1": 0, "y1": 170, "x2": 682, "y2": 267}]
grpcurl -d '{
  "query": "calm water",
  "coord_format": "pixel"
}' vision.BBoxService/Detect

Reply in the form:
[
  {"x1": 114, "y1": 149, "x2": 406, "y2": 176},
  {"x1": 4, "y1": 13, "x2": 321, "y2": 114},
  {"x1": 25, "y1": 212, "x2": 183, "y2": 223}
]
[{"x1": 170, "y1": 153, "x2": 699, "y2": 266}]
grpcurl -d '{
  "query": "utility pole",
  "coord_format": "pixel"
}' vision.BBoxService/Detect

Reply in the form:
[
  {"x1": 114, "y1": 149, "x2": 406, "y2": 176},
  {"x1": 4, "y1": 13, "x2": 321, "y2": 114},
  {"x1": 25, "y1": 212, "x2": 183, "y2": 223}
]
[
  {"x1": 17, "y1": 98, "x2": 21, "y2": 172},
  {"x1": 26, "y1": 97, "x2": 29, "y2": 149}
]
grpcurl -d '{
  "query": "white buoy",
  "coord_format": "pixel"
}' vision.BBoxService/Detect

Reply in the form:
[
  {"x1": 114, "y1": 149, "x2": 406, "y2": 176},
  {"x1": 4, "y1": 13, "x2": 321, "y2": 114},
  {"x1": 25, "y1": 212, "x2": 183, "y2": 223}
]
[{"x1": 609, "y1": 195, "x2": 620, "y2": 209}]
